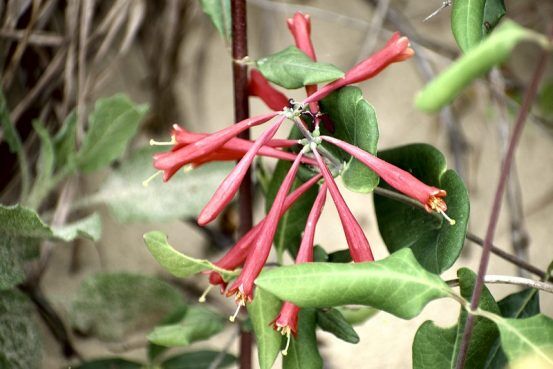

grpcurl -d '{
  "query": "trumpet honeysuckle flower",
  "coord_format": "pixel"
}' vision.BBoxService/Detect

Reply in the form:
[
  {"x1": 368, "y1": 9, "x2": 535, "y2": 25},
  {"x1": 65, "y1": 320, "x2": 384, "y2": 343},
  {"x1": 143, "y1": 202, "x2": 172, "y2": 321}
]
[
  {"x1": 153, "y1": 112, "x2": 278, "y2": 181},
  {"x1": 226, "y1": 153, "x2": 304, "y2": 317},
  {"x1": 321, "y1": 135, "x2": 454, "y2": 224},
  {"x1": 312, "y1": 147, "x2": 374, "y2": 262},
  {"x1": 304, "y1": 32, "x2": 414, "y2": 104},
  {"x1": 198, "y1": 116, "x2": 287, "y2": 226},
  {"x1": 249, "y1": 70, "x2": 289, "y2": 111},
  {"x1": 207, "y1": 174, "x2": 323, "y2": 288},
  {"x1": 271, "y1": 184, "x2": 327, "y2": 353}
]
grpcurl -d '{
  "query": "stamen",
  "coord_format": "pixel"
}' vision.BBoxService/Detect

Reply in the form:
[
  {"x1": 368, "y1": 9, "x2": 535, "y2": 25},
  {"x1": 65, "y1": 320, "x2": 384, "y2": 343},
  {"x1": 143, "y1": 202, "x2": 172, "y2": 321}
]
[
  {"x1": 149, "y1": 135, "x2": 176, "y2": 146},
  {"x1": 281, "y1": 328, "x2": 291, "y2": 356},
  {"x1": 438, "y1": 208, "x2": 456, "y2": 225},
  {"x1": 142, "y1": 171, "x2": 162, "y2": 187},
  {"x1": 198, "y1": 285, "x2": 213, "y2": 303},
  {"x1": 229, "y1": 300, "x2": 244, "y2": 322}
]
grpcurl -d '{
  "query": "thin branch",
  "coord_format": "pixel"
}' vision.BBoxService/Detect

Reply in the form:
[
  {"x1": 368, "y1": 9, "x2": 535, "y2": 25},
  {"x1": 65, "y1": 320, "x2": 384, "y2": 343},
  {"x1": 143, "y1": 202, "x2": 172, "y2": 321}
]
[
  {"x1": 0, "y1": 29, "x2": 64, "y2": 46},
  {"x1": 357, "y1": 0, "x2": 390, "y2": 62},
  {"x1": 454, "y1": 37, "x2": 551, "y2": 369},
  {"x1": 446, "y1": 275, "x2": 553, "y2": 294}
]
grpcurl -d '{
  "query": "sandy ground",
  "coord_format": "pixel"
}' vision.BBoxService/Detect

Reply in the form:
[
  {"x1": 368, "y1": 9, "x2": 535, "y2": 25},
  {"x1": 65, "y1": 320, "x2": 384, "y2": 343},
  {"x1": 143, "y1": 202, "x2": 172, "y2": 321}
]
[{"x1": 40, "y1": 1, "x2": 553, "y2": 368}]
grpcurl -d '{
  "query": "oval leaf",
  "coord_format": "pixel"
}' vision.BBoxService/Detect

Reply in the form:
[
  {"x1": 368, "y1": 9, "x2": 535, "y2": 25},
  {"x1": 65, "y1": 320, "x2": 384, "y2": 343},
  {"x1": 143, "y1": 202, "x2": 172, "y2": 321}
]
[
  {"x1": 483, "y1": 0, "x2": 506, "y2": 35},
  {"x1": 257, "y1": 46, "x2": 344, "y2": 89},
  {"x1": 451, "y1": 0, "x2": 486, "y2": 52},
  {"x1": 416, "y1": 21, "x2": 551, "y2": 112},
  {"x1": 373, "y1": 144, "x2": 469, "y2": 274},
  {"x1": 143, "y1": 231, "x2": 237, "y2": 280},
  {"x1": 199, "y1": 0, "x2": 231, "y2": 42},
  {"x1": 71, "y1": 358, "x2": 143, "y2": 369},
  {"x1": 161, "y1": 350, "x2": 236, "y2": 369},
  {"x1": 316, "y1": 308, "x2": 359, "y2": 344},
  {"x1": 283, "y1": 308, "x2": 323, "y2": 369},
  {"x1": 320, "y1": 86, "x2": 379, "y2": 193},
  {"x1": 256, "y1": 248, "x2": 451, "y2": 319}
]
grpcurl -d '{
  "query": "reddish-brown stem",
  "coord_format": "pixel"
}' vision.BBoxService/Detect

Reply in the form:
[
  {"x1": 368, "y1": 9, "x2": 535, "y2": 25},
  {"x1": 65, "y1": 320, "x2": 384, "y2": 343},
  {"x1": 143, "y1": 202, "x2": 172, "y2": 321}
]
[
  {"x1": 231, "y1": 0, "x2": 253, "y2": 368},
  {"x1": 454, "y1": 43, "x2": 550, "y2": 369}
]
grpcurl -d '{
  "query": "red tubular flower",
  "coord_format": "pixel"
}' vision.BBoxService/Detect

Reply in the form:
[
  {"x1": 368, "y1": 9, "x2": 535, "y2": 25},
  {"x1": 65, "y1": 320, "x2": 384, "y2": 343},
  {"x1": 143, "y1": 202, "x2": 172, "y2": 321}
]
[
  {"x1": 153, "y1": 112, "x2": 278, "y2": 181},
  {"x1": 304, "y1": 33, "x2": 414, "y2": 104},
  {"x1": 312, "y1": 148, "x2": 374, "y2": 262},
  {"x1": 321, "y1": 136, "x2": 454, "y2": 224},
  {"x1": 249, "y1": 70, "x2": 289, "y2": 111},
  {"x1": 198, "y1": 116, "x2": 287, "y2": 226},
  {"x1": 271, "y1": 184, "x2": 327, "y2": 352},
  {"x1": 208, "y1": 174, "x2": 322, "y2": 288},
  {"x1": 226, "y1": 153, "x2": 304, "y2": 319}
]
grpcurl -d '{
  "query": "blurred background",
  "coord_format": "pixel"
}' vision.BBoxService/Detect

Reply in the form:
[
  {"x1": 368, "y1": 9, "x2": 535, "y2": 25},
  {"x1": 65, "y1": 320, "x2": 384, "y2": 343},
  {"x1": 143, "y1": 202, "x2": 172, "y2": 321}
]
[{"x1": 1, "y1": 0, "x2": 552, "y2": 368}]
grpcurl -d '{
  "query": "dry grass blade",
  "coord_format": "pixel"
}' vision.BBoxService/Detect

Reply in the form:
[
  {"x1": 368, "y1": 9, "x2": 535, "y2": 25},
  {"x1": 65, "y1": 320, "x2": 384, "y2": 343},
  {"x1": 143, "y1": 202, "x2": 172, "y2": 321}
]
[{"x1": 120, "y1": 0, "x2": 145, "y2": 53}]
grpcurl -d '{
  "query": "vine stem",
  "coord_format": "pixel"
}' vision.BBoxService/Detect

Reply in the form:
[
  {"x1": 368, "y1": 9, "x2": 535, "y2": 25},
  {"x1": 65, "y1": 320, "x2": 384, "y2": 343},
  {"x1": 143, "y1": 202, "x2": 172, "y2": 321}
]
[
  {"x1": 230, "y1": 1, "x2": 253, "y2": 369},
  {"x1": 446, "y1": 275, "x2": 553, "y2": 294},
  {"x1": 454, "y1": 40, "x2": 551, "y2": 369}
]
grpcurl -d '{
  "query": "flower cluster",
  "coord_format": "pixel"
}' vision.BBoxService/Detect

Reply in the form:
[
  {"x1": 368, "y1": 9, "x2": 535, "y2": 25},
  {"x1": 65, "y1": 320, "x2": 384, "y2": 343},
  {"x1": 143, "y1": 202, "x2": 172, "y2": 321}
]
[{"x1": 149, "y1": 12, "x2": 453, "y2": 353}]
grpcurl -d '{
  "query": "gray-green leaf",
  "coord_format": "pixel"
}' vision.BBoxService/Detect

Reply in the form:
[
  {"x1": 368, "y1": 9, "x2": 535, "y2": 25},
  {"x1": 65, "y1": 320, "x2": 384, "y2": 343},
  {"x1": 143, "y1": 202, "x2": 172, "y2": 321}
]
[
  {"x1": 70, "y1": 272, "x2": 184, "y2": 341},
  {"x1": 71, "y1": 358, "x2": 143, "y2": 369},
  {"x1": 161, "y1": 350, "x2": 237, "y2": 369},
  {"x1": 27, "y1": 120, "x2": 55, "y2": 207},
  {"x1": 52, "y1": 212, "x2": 102, "y2": 242},
  {"x1": 316, "y1": 308, "x2": 359, "y2": 344},
  {"x1": 320, "y1": 86, "x2": 379, "y2": 193},
  {"x1": 374, "y1": 144, "x2": 469, "y2": 274},
  {"x1": 483, "y1": 0, "x2": 506, "y2": 35},
  {"x1": 147, "y1": 306, "x2": 225, "y2": 347},
  {"x1": 77, "y1": 94, "x2": 148, "y2": 172},
  {"x1": 257, "y1": 46, "x2": 344, "y2": 89},
  {"x1": 53, "y1": 111, "x2": 77, "y2": 172},
  {"x1": 247, "y1": 288, "x2": 283, "y2": 369},
  {"x1": 451, "y1": 0, "x2": 486, "y2": 52},
  {"x1": 199, "y1": 0, "x2": 231, "y2": 42},
  {"x1": 256, "y1": 248, "x2": 451, "y2": 319},
  {"x1": 143, "y1": 231, "x2": 238, "y2": 280},
  {"x1": 87, "y1": 147, "x2": 233, "y2": 223}
]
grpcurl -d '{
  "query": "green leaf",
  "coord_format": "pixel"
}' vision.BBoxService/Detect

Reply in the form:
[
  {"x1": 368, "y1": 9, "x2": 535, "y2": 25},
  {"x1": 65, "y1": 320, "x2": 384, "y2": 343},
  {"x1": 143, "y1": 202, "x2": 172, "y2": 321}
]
[
  {"x1": 484, "y1": 288, "x2": 540, "y2": 369},
  {"x1": 373, "y1": 144, "x2": 469, "y2": 274},
  {"x1": 319, "y1": 86, "x2": 379, "y2": 193},
  {"x1": 77, "y1": 94, "x2": 148, "y2": 172},
  {"x1": 143, "y1": 231, "x2": 238, "y2": 280},
  {"x1": 71, "y1": 358, "x2": 143, "y2": 369},
  {"x1": 451, "y1": 0, "x2": 486, "y2": 52},
  {"x1": 538, "y1": 80, "x2": 553, "y2": 120},
  {"x1": 161, "y1": 350, "x2": 236, "y2": 369},
  {"x1": 327, "y1": 249, "x2": 352, "y2": 263},
  {"x1": 70, "y1": 272, "x2": 184, "y2": 341},
  {"x1": 0, "y1": 290, "x2": 41, "y2": 369},
  {"x1": 257, "y1": 46, "x2": 344, "y2": 89},
  {"x1": 53, "y1": 110, "x2": 77, "y2": 172},
  {"x1": 266, "y1": 159, "x2": 319, "y2": 258},
  {"x1": 26, "y1": 121, "x2": 55, "y2": 207},
  {"x1": 335, "y1": 306, "x2": 378, "y2": 325},
  {"x1": 316, "y1": 308, "x2": 359, "y2": 344},
  {"x1": 412, "y1": 268, "x2": 500, "y2": 369},
  {"x1": 0, "y1": 237, "x2": 25, "y2": 290},
  {"x1": 487, "y1": 314, "x2": 553, "y2": 367},
  {"x1": 416, "y1": 20, "x2": 551, "y2": 113},
  {"x1": 247, "y1": 288, "x2": 283, "y2": 369},
  {"x1": 52, "y1": 212, "x2": 102, "y2": 242},
  {"x1": 147, "y1": 306, "x2": 225, "y2": 347},
  {"x1": 199, "y1": 0, "x2": 231, "y2": 42},
  {"x1": 256, "y1": 248, "x2": 451, "y2": 319},
  {"x1": 88, "y1": 147, "x2": 233, "y2": 223},
  {"x1": 148, "y1": 306, "x2": 188, "y2": 362},
  {"x1": 283, "y1": 308, "x2": 323, "y2": 369},
  {"x1": 483, "y1": 0, "x2": 506, "y2": 35}
]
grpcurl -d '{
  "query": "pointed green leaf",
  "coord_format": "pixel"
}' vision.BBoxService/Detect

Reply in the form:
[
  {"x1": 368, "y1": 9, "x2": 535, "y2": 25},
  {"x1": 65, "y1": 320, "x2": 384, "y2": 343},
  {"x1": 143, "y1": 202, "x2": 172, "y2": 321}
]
[
  {"x1": 52, "y1": 212, "x2": 102, "y2": 242},
  {"x1": 484, "y1": 288, "x2": 540, "y2": 369},
  {"x1": 374, "y1": 144, "x2": 469, "y2": 274},
  {"x1": 148, "y1": 306, "x2": 188, "y2": 361},
  {"x1": 143, "y1": 231, "x2": 238, "y2": 280},
  {"x1": 257, "y1": 46, "x2": 344, "y2": 89},
  {"x1": 161, "y1": 350, "x2": 237, "y2": 369},
  {"x1": 412, "y1": 268, "x2": 500, "y2": 369},
  {"x1": 416, "y1": 21, "x2": 551, "y2": 112},
  {"x1": 27, "y1": 120, "x2": 55, "y2": 207},
  {"x1": 256, "y1": 248, "x2": 451, "y2": 319},
  {"x1": 71, "y1": 358, "x2": 143, "y2": 369},
  {"x1": 283, "y1": 309, "x2": 323, "y2": 369},
  {"x1": 147, "y1": 306, "x2": 225, "y2": 347},
  {"x1": 335, "y1": 306, "x2": 378, "y2": 325},
  {"x1": 70, "y1": 272, "x2": 184, "y2": 341},
  {"x1": 247, "y1": 288, "x2": 283, "y2": 369},
  {"x1": 316, "y1": 308, "x2": 359, "y2": 344},
  {"x1": 0, "y1": 204, "x2": 53, "y2": 238},
  {"x1": 53, "y1": 110, "x2": 77, "y2": 172},
  {"x1": 0, "y1": 237, "x2": 25, "y2": 290},
  {"x1": 199, "y1": 0, "x2": 231, "y2": 42},
  {"x1": 451, "y1": 0, "x2": 486, "y2": 52},
  {"x1": 77, "y1": 94, "x2": 148, "y2": 172},
  {"x1": 88, "y1": 147, "x2": 233, "y2": 223},
  {"x1": 483, "y1": 0, "x2": 506, "y2": 35},
  {"x1": 0, "y1": 290, "x2": 41, "y2": 369},
  {"x1": 320, "y1": 86, "x2": 379, "y2": 193},
  {"x1": 0, "y1": 90, "x2": 22, "y2": 154}
]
